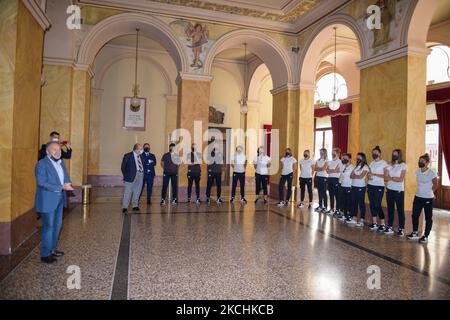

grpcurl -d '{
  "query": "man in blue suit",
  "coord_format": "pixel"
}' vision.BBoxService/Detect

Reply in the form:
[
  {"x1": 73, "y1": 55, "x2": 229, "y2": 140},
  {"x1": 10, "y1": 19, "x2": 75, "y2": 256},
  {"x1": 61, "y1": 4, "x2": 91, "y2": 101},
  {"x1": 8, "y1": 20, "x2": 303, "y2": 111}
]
[
  {"x1": 140, "y1": 143, "x2": 157, "y2": 205},
  {"x1": 35, "y1": 141, "x2": 73, "y2": 264}
]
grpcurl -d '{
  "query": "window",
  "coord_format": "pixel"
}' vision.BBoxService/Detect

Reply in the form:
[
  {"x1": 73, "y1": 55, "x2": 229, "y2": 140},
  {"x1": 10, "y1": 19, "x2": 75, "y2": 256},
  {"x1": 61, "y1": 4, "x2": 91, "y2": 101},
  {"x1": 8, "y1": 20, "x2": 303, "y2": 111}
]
[
  {"x1": 425, "y1": 122, "x2": 450, "y2": 187},
  {"x1": 427, "y1": 45, "x2": 450, "y2": 85},
  {"x1": 314, "y1": 73, "x2": 348, "y2": 105}
]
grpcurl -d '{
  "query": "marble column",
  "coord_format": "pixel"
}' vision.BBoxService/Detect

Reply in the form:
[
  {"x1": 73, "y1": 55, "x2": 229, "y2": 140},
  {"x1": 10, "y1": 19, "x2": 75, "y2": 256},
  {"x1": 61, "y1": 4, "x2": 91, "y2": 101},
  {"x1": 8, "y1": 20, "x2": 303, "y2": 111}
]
[
  {"x1": 88, "y1": 88, "x2": 104, "y2": 176},
  {"x1": 359, "y1": 55, "x2": 427, "y2": 230},
  {"x1": 348, "y1": 99, "x2": 360, "y2": 158},
  {"x1": 269, "y1": 85, "x2": 315, "y2": 200},
  {"x1": 0, "y1": 0, "x2": 45, "y2": 254},
  {"x1": 176, "y1": 76, "x2": 211, "y2": 193}
]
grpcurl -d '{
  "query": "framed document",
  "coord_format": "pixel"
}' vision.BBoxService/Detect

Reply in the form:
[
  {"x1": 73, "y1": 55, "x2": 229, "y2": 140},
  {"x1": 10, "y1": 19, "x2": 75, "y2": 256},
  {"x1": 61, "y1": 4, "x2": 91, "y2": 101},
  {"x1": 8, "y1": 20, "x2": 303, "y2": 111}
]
[{"x1": 123, "y1": 97, "x2": 146, "y2": 131}]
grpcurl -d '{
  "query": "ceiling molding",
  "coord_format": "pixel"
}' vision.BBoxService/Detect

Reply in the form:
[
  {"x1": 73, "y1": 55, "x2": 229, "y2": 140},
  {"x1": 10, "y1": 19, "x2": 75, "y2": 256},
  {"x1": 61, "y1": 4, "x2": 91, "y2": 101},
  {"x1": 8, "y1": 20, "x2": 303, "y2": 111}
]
[
  {"x1": 77, "y1": 0, "x2": 349, "y2": 34},
  {"x1": 21, "y1": 0, "x2": 51, "y2": 30}
]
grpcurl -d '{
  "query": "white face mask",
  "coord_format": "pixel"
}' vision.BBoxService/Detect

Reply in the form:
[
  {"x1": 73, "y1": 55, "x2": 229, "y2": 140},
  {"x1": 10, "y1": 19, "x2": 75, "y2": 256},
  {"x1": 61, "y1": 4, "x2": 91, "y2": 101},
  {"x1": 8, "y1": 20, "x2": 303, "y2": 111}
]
[{"x1": 52, "y1": 137, "x2": 59, "y2": 142}]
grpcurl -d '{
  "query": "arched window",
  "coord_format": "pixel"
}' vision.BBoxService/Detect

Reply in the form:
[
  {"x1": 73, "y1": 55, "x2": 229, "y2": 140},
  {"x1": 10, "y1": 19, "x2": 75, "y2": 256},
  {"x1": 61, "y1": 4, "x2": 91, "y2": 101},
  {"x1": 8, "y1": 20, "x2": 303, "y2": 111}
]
[
  {"x1": 427, "y1": 45, "x2": 450, "y2": 84},
  {"x1": 314, "y1": 73, "x2": 348, "y2": 105}
]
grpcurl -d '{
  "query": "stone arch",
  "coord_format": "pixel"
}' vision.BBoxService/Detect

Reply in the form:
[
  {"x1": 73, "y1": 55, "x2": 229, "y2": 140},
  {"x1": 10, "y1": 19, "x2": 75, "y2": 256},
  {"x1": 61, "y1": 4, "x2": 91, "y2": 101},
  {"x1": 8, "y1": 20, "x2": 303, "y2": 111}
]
[
  {"x1": 204, "y1": 29, "x2": 293, "y2": 90},
  {"x1": 76, "y1": 13, "x2": 189, "y2": 73},
  {"x1": 299, "y1": 13, "x2": 366, "y2": 86}
]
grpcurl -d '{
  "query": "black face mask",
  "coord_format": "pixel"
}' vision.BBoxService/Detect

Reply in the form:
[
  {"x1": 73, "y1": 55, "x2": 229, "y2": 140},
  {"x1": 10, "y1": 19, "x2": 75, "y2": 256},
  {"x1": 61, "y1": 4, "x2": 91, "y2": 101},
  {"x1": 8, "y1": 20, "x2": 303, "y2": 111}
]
[
  {"x1": 144, "y1": 147, "x2": 150, "y2": 153},
  {"x1": 343, "y1": 159, "x2": 349, "y2": 165},
  {"x1": 418, "y1": 162, "x2": 426, "y2": 168},
  {"x1": 357, "y1": 158, "x2": 362, "y2": 164},
  {"x1": 191, "y1": 148, "x2": 195, "y2": 152},
  {"x1": 285, "y1": 152, "x2": 291, "y2": 157},
  {"x1": 304, "y1": 154, "x2": 309, "y2": 159},
  {"x1": 392, "y1": 155, "x2": 399, "y2": 162},
  {"x1": 332, "y1": 153, "x2": 337, "y2": 159},
  {"x1": 372, "y1": 153, "x2": 378, "y2": 160},
  {"x1": 51, "y1": 156, "x2": 61, "y2": 162}
]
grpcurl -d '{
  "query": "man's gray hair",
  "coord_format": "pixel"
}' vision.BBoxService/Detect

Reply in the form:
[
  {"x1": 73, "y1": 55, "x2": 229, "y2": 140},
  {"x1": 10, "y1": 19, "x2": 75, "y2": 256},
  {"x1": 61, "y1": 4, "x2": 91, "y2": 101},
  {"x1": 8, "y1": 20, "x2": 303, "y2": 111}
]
[{"x1": 46, "y1": 141, "x2": 60, "y2": 152}]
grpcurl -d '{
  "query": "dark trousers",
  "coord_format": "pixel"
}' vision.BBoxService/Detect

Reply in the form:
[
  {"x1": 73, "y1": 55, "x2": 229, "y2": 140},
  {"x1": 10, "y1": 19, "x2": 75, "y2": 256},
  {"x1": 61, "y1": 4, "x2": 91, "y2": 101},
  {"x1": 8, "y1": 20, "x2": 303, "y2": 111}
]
[
  {"x1": 327, "y1": 177, "x2": 339, "y2": 210},
  {"x1": 386, "y1": 189, "x2": 405, "y2": 229},
  {"x1": 255, "y1": 174, "x2": 268, "y2": 196},
  {"x1": 161, "y1": 172, "x2": 178, "y2": 200},
  {"x1": 412, "y1": 196, "x2": 434, "y2": 236},
  {"x1": 140, "y1": 174, "x2": 155, "y2": 202},
  {"x1": 300, "y1": 177, "x2": 313, "y2": 202},
  {"x1": 367, "y1": 185, "x2": 385, "y2": 219},
  {"x1": 231, "y1": 172, "x2": 245, "y2": 198},
  {"x1": 316, "y1": 176, "x2": 328, "y2": 208},
  {"x1": 339, "y1": 186, "x2": 352, "y2": 216},
  {"x1": 206, "y1": 172, "x2": 222, "y2": 198},
  {"x1": 278, "y1": 173, "x2": 293, "y2": 201},
  {"x1": 187, "y1": 173, "x2": 201, "y2": 199},
  {"x1": 351, "y1": 186, "x2": 366, "y2": 218}
]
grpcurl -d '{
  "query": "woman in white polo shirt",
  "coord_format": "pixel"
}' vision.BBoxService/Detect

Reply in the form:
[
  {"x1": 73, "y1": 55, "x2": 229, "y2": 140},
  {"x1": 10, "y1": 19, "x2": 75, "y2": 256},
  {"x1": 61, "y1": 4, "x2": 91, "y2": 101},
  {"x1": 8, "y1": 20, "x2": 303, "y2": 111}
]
[
  {"x1": 326, "y1": 148, "x2": 342, "y2": 215},
  {"x1": 383, "y1": 149, "x2": 408, "y2": 236},
  {"x1": 297, "y1": 150, "x2": 315, "y2": 209},
  {"x1": 254, "y1": 146, "x2": 271, "y2": 204},
  {"x1": 346, "y1": 153, "x2": 369, "y2": 227},
  {"x1": 230, "y1": 145, "x2": 247, "y2": 204},
  {"x1": 277, "y1": 147, "x2": 297, "y2": 207},
  {"x1": 314, "y1": 148, "x2": 329, "y2": 213},
  {"x1": 337, "y1": 153, "x2": 354, "y2": 221},
  {"x1": 367, "y1": 146, "x2": 388, "y2": 232},
  {"x1": 407, "y1": 153, "x2": 438, "y2": 244}
]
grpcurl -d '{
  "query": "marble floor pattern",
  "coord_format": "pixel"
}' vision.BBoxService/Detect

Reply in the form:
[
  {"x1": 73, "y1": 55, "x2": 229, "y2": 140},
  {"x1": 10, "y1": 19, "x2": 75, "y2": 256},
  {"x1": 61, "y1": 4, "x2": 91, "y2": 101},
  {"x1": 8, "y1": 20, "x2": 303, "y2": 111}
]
[{"x1": 0, "y1": 193, "x2": 449, "y2": 300}]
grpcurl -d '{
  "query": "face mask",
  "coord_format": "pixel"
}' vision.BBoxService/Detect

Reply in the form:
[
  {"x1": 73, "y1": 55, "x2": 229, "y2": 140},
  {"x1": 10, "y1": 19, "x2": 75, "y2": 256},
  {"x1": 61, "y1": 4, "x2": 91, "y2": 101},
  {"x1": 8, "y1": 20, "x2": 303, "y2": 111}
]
[
  {"x1": 304, "y1": 153, "x2": 309, "y2": 159},
  {"x1": 418, "y1": 162, "x2": 426, "y2": 168},
  {"x1": 191, "y1": 147, "x2": 195, "y2": 152},
  {"x1": 342, "y1": 159, "x2": 349, "y2": 165},
  {"x1": 51, "y1": 154, "x2": 61, "y2": 162},
  {"x1": 144, "y1": 147, "x2": 150, "y2": 153},
  {"x1": 392, "y1": 155, "x2": 399, "y2": 162},
  {"x1": 357, "y1": 158, "x2": 362, "y2": 164},
  {"x1": 285, "y1": 152, "x2": 291, "y2": 157},
  {"x1": 332, "y1": 153, "x2": 337, "y2": 159},
  {"x1": 51, "y1": 137, "x2": 59, "y2": 142},
  {"x1": 372, "y1": 153, "x2": 379, "y2": 160}
]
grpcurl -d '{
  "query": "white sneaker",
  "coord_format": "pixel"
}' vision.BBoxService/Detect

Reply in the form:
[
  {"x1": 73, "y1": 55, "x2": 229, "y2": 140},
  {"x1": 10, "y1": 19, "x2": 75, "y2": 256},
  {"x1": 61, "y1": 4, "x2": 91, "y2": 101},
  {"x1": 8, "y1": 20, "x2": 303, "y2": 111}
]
[
  {"x1": 356, "y1": 220, "x2": 364, "y2": 227},
  {"x1": 297, "y1": 203, "x2": 305, "y2": 208},
  {"x1": 407, "y1": 232, "x2": 419, "y2": 240},
  {"x1": 346, "y1": 218, "x2": 357, "y2": 225},
  {"x1": 277, "y1": 201, "x2": 285, "y2": 207}
]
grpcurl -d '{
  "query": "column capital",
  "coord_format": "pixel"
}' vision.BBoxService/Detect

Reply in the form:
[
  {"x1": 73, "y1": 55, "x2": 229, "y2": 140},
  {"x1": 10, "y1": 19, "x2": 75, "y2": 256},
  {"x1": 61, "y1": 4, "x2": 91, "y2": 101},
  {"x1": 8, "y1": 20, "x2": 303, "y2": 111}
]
[
  {"x1": 176, "y1": 72, "x2": 213, "y2": 85},
  {"x1": 357, "y1": 45, "x2": 431, "y2": 70},
  {"x1": 270, "y1": 83, "x2": 300, "y2": 96},
  {"x1": 73, "y1": 63, "x2": 95, "y2": 79}
]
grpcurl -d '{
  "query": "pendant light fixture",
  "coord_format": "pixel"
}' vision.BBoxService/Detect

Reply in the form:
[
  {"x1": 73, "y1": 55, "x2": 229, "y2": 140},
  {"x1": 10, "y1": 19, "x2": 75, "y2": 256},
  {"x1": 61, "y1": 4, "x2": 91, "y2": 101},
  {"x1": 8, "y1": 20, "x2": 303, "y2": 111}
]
[
  {"x1": 240, "y1": 43, "x2": 248, "y2": 115},
  {"x1": 328, "y1": 26, "x2": 340, "y2": 111},
  {"x1": 130, "y1": 28, "x2": 141, "y2": 111}
]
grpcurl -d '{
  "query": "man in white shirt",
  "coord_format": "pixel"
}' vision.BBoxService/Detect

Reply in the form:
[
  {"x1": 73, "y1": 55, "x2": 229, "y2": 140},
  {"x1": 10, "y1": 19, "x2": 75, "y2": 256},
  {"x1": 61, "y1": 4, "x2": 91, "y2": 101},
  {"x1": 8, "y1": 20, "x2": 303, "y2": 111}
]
[
  {"x1": 231, "y1": 145, "x2": 247, "y2": 203},
  {"x1": 277, "y1": 148, "x2": 297, "y2": 207}
]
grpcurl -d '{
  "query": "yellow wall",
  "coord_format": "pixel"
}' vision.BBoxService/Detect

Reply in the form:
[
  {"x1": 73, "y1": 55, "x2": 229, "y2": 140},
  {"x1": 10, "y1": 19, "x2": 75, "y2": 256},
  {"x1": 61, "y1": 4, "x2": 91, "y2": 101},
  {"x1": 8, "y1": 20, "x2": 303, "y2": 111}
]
[
  {"x1": 360, "y1": 56, "x2": 426, "y2": 211},
  {"x1": 0, "y1": 0, "x2": 44, "y2": 223}
]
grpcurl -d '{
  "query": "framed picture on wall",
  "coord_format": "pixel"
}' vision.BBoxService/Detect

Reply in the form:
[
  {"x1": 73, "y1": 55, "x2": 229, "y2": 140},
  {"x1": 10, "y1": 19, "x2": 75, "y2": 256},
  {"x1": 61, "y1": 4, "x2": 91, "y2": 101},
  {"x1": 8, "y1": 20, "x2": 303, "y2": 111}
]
[{"x1": 123, "y1": 97, "x2": 146, "y2": 131}]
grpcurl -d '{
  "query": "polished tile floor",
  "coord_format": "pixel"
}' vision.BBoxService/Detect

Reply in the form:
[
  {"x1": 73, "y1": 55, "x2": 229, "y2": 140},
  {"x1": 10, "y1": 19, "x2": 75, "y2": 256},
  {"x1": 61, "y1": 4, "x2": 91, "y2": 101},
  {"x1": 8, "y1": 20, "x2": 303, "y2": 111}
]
[{"x1": 0, "y1": 191, "x2": 449, "y2": 300}]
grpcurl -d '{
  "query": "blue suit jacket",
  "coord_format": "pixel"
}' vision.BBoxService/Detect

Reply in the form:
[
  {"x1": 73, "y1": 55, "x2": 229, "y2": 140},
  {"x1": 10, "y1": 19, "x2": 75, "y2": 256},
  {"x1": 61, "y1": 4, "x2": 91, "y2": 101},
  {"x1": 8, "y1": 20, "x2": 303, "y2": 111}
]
[
  {"x1": 34, "y1": 157, "x2": 71, "y2": 213},
  {"x1": 141, "y1": 152, "x2": 156, "y2": 176},
  {"x1": 121, "y1": 152, "x2": 145, "y2": 183}
]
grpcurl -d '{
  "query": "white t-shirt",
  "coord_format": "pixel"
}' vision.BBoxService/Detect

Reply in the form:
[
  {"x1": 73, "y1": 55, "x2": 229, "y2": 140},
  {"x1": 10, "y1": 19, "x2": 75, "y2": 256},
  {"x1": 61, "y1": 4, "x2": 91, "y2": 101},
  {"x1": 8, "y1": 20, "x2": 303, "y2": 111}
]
[
  {"x1": 281, "y1": 156, "x2": 297, "y2": 175},
  {"x1": 386, "y1": 163, "x2": 408, "y2": 191},
  {"x1": 299, "y1": 159, "x2": 315, "y2": 178},
  {"x1": 327, "y1": 159, "x2": 342, "y2": 178},
  {"x1": 253, "y1": 155, "x2": 271, "y2": 175},
  {"x1": 351, "y1": 164, "x2": 370, "y2": 187},
  {"x1": 340, "y1": 164, "x2": 355, "y2": 188},
  {"x1": 233, "y1": 153, "x2": 246, "y2": 173},
  {"x1": 315, "y1": 159, "x2": 328, "y2": 178},
  {"x1": 368, "y1": 159, "x2": 388, "y2": 187},
  {"x1": 415, "y1": 169, "x2": 437, "y2": 199}
]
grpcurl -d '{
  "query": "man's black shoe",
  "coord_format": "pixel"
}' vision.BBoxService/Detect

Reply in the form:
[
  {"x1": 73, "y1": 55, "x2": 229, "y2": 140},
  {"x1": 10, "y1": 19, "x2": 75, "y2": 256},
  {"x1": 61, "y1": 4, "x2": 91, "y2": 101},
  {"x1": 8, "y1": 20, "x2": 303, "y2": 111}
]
[
  {"x1": 122, "y1": 208, "x2": 128, "y2": 214},
  {"x1": 132, "y1": 207, "x2": 140, "y2": 211},
  {"x1": 41, "y1": 256, "x2": 57, "y2": 264}
]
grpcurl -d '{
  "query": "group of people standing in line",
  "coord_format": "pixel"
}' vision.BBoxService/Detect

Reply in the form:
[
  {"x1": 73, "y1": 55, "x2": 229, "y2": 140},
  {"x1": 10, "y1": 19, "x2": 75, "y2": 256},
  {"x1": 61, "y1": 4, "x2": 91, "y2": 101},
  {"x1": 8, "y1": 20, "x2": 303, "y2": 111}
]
[{"x1": 120, "y1": 142, "x2": 438, "y2": 244}]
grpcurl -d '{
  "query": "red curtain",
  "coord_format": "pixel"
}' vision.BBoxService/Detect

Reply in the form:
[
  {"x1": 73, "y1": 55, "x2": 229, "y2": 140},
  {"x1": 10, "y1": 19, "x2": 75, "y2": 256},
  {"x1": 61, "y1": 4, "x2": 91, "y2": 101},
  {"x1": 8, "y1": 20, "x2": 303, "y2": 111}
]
[
  {"x1": 331, "y1": 115, "x2": 349, "y2": 154},
  {"x1": 314, "y1": 103, "x2": 352, "y2": 118},
  {"x1": 263, "y1": 125, "x2": 272, "y2": 156},
  {"x1": 435, "y1": 102, "x2": 450, "y2": 180}
]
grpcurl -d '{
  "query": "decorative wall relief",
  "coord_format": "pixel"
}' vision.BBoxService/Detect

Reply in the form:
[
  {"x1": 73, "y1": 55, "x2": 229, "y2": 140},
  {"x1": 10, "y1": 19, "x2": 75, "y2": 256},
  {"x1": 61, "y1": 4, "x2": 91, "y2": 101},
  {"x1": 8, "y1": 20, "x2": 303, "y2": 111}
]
[
  {"x1": 209, "y1": 105, "x2": 225, "y2": 125},
  {"x1": 170, "y1": 20, "x2": 211, "y2": 70}
]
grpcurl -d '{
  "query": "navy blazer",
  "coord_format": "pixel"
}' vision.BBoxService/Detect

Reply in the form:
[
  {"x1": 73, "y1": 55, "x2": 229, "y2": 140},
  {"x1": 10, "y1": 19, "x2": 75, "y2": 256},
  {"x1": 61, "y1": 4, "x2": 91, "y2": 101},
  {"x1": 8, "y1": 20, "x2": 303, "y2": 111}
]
[
  {"x1": 121, "y1": 152, "x2": 145, "y2": 183},
  {"x1": 141, "y1": 152, "x2": 157, "y2": 176},
  {"x1": 35, "y1": 157, "x2": 71, "y2": 213}
]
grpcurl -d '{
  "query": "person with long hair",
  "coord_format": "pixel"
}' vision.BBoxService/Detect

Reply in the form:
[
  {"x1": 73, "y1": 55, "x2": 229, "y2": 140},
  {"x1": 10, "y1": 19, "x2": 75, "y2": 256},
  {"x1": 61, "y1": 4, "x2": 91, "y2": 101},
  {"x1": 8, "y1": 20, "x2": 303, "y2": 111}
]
[
  {"x1": 384, "y1": 149, "x2": 408, "y2": 236},
  {"x1": 346, "y1": 153, "x2": 369, "y2": 226},
  {"x1": 407, "y1": 153, "x2": 438, "y2": 244},
  {"x1": 336, "y1": 153, "x2": 354, "y2": 221},
  {"x1": 367, "y1": 146, "x2": 388, "y2": 232},
  {"x1": 297, "y1": 149, "x2": 315, "y2": 209},
  {"x1": 254, "y1": 146, "x2": 271, "y2": 204},
  {"x1": 314, "y1": 148, "x2": 329, "y2": 213},
  {"x1": 326, "y1": 147, "x2": 342, "y2": 215}
]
